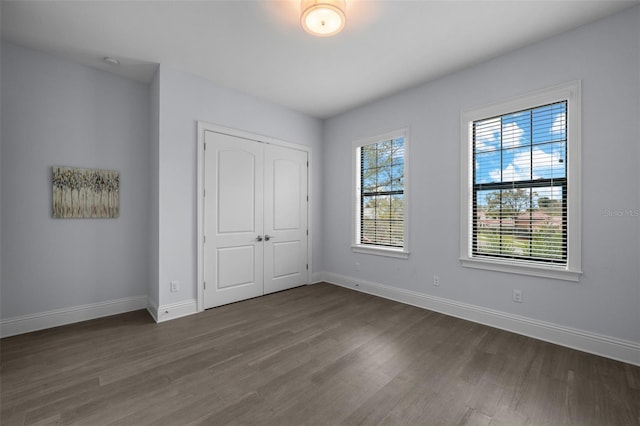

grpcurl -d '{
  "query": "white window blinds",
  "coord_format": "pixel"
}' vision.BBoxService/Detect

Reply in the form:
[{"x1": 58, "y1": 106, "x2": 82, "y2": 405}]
[
  {"x1": 472, "y1": 101, "x2": 567, "y2": 264},
  {"x1": 360, "y1": 137, "x2": 405, "y2": 248}
]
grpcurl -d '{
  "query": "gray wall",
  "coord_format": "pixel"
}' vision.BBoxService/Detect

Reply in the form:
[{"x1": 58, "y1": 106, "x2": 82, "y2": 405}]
[
  {"x1": 148, "y1": 68, "x2": 160, "y2": 310},
  {"x1": 0, "y1": 31, "x2": 3, "y2": 323},
  {"x1": 322, "y1": 7, "x2": 640, "y2": 343},
  {"x1": 154, "y1": 65, "x2": 323, "y2": 308},
  {"x1": 1, "y1": 42, "x2": 150, "y2": 317}
]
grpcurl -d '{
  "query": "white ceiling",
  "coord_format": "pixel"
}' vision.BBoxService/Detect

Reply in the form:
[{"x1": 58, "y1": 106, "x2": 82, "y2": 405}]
[{"x1": 2, "y1": 0, "x2": 638, "y2": 119}]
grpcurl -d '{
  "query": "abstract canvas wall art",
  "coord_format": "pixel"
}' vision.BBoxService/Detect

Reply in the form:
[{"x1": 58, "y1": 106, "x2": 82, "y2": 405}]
[{"x1": 52, "y1": 166, "x2": 120, "y2": 218}]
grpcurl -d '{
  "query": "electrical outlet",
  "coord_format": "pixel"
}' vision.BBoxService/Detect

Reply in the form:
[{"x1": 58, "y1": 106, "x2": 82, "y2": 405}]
[
  {"x1": 513, "y1": 289, "x2": 523, "y2": 303},
  {"x1": 433, "y1": 275, "x2": 440, "y2": 286},
  {"x1": 170, "y1": 280, "x2": 180, "y2": 293},
  {"x1": 355, "y1": 262, "x2": 361, "y2": 271}
]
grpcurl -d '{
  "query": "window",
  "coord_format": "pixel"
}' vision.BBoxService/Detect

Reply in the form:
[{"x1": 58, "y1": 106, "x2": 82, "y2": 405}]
[
  {"x1": 460, "y1": 82, "x2": 581, "y2": 280},
  {"x1": 353, "y1": 129, "x2": 409, "y2": 258}
]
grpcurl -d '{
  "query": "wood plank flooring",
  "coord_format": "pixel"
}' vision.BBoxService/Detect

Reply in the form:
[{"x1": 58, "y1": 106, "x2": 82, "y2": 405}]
[{"x1": 2, "y1": 283, "x2": 639, "y2": 425}]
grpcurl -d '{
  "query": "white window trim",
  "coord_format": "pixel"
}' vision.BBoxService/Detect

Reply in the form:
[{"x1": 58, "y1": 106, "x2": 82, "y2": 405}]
[
  {"x1": 459, "y1": 81, "x2": 582, "y2": 281},
  {"x1": 352, "y1": 128, "x2": 410, "y2": 259}
]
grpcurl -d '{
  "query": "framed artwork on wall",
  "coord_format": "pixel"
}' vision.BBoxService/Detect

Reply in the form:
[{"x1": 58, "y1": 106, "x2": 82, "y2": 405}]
[{"x1": 52, "y1": 166, "x2": 120, "y2": 218}]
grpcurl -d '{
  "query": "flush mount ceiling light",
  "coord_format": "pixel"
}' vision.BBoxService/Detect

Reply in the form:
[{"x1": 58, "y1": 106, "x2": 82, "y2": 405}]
[
  {"x1": 103, "y1": 57, "x2": 120, "y2": 66},
  {"x1": 300, "y1": 0, "x2": 346, "y2": 37}
]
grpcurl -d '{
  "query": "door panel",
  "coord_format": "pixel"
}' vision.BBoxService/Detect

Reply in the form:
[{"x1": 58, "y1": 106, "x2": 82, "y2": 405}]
[
  {"x1": 273, "y1": 159, "x2": 302, "y2": 230},
  {"x1": 204, "y1": 131, "x2": 263, "y2": 309},
  {"x1": 217, "y1": 150, "x2": 256, "y2": 233},
  {"x1": 217, "y1": 246, "x2": 255, "y2": 289},
  {"x1": 264, "y1": 145, "x2": 308, "y2": 294},
  {"x1": 272, "y1": 241, "x2": 302, "y2": 278}
]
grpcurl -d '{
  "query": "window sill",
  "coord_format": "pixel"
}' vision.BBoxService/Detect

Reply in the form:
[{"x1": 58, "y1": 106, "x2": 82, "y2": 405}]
[
  {"x1": 460, "y1": 257, "x2": 581, "y2": 282},
  {"x1": 352, "y1": 245, "x2": 410, "y2": 259}
]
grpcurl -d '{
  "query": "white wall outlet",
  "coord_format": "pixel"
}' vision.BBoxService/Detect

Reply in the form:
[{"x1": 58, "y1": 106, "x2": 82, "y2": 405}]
[
  {"x1": 170, "y1": 280, "x2": 180, "y2": 293},
  {"x1": 513, "y1": 289, "x2": 523, "y2": 303},
  {"x1": 355, "y1": 262, "x2": 361, "y2": 271},
  {"x1": 433, "y1": 275, "x2": 440, "y2": 286}
]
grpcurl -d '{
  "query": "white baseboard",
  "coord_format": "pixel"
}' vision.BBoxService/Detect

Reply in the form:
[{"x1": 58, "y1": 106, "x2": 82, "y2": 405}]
[
  {"x1": 146, "y1": 298, "x2": 159, "y2": 323},
  {"x1": 311, "y1": 271, "x2": 327, "y2": 284},
  {"x1": 151, "y1": 299, "x2": 197, "y2": 323},
  {"x1": 322, "y1": 272, "x2": 640, "y2": 367},
  {"x1": 1, "y1": 296, "x2": 148, "y2": 338}
]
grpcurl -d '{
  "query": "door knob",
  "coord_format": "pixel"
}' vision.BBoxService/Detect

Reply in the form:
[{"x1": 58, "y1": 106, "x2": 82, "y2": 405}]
[
  {"x1": 256, "y1": 235, "x2": 263, "y2": 242},
  {"x1": 264, "y1": 234, "x2": 273, "y2": 241}
]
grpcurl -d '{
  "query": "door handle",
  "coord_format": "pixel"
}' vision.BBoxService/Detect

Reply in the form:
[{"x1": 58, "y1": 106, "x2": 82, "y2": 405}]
[
  {"x1": 264, "y1": 234, "x2": 274, "y2": 241},
  {"x1": 256, "y1": 235, "x2": 263, "y2": 242}
]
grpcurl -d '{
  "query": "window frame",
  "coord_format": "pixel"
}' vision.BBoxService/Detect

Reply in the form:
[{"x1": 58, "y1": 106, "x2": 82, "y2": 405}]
[
  {"x1": 352, "y1": 128, "x2": 410, "y2": 259},
  {"x1": 460, "y1": 82, "x2": 582, "y2": 281}
]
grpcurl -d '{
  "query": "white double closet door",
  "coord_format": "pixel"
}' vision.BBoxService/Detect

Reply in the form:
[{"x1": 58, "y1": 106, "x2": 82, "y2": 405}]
[{"x1": 203, "y1": 131, "x2": 308, "y2": 309}]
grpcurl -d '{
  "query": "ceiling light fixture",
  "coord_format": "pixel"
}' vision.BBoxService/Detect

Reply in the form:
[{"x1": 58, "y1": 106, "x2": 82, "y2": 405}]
[
  {"x1": 300, "y1": 0, "x2": 346, "y2": 37},
  {"x1": 103, "y1": 57, "x2": 120, "y2": 66}
]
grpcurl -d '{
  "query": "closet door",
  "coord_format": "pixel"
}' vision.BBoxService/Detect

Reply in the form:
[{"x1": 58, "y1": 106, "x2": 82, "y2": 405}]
[
  {"x1": 203, "y1": 131, "x2": 309, "y2": 309},
  {"x1": 204, "y1": 131, "x2": 264, "y2": 309},
  {"x1": 263, "y1": 145, "x2": 308, "y2": 294}
]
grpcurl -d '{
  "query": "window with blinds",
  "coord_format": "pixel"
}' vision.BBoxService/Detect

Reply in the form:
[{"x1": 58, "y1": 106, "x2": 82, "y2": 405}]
[
  {"x1": 460, "y1": 81, "x2": 582, "y2": 281},
  {"x1": 353, "y1": 129, "x2": 409, "y2": 258},
  {"x1": 472, "y1": 101, "x2": 567, "y2": 264},
  {"x1": 360, "y1": 137, "x2": 405, "y2": 247}
]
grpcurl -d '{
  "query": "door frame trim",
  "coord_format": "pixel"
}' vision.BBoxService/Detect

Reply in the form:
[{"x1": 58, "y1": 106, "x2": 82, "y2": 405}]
[{"x1": 196, "y1": 121, "x2": 312, "y2": 312}]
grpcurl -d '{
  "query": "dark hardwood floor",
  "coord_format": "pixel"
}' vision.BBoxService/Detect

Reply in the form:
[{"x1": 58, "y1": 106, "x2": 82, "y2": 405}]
[{"x1": 1, "y1": 283, "x2": 639, "y2": 425}]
